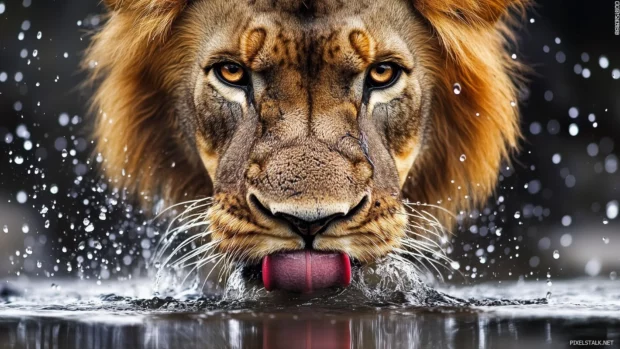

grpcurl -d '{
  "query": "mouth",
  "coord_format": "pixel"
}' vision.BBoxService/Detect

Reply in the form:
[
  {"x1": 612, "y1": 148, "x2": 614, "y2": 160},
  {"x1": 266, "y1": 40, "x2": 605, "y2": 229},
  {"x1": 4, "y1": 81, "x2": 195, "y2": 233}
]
[
  {"x1": 262, "y1": 250, "x2": 351, "y2": 293},
  {"x1": 208, "y1": 190, "x2": 407, "y2": 293}
]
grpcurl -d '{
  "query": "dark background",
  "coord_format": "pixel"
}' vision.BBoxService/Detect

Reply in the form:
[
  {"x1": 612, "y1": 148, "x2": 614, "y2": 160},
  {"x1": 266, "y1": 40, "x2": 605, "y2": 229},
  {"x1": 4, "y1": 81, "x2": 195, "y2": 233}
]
[{"x1": 0, "y1": 0, "x2": 618, "y2": 285}]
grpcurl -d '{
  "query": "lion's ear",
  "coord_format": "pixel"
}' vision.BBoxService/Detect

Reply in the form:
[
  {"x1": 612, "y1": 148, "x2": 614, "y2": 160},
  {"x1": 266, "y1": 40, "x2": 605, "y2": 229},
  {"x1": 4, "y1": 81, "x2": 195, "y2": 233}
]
[{"x1": 414, "y1": 0, "x2": 527, "y2": 26}]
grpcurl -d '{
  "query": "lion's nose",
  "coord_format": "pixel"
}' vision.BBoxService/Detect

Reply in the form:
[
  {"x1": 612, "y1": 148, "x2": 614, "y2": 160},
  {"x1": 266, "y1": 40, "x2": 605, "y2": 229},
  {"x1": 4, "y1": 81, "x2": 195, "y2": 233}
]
[
  {"x1": 276, "y1": 211, "x2": 344, "y2": 236},
  {"x1": 249, "y1": 194, "x2": 368, "y2": 237}
]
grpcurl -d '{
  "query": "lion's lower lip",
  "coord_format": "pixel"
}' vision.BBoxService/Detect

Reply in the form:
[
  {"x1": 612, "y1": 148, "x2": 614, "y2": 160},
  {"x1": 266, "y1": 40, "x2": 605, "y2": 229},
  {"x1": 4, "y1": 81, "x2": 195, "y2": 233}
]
[{"x1": 262, "y1": 251, "x2": 351, "y2": 293}]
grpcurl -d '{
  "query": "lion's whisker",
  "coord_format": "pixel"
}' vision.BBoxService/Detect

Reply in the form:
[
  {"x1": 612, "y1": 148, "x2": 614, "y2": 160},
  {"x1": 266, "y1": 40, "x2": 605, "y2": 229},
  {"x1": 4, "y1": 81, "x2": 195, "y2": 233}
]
[
  {"x1": 402, "y1": 200, "x2": 456, "y2": 219},
  {"x1": 151, "y1": 202, "x2": 212, "y2": 262},
  {"x1": 404, "y1": 225, "x2": 447, "y2": 249},
  {"x1": 400, "y1": 239, "x2": 453, "y2": 265},
  {"x1": 388, "y1": 252, "x2": 429, "y2": 277},
  {"x1": 391, "y1": 249, "x2": 436, "y2": 278},
  {"x1": 152, "y1": 220, "x2": 211, "y2": 264},
  {"x1": 180, "y1": 252, "x2": 225, "y2": 289},
  {"x1": 394, "y1": 201, "x2": 460, "y2": 282},
  {"x1": 153, "y1": 197, "x2": 213, "y2": 220},
  {"x1": 200, "y1": 253, "x2": 227, "y2": 290},
  {"x1": 169, "y1": 236, "x2": 218, "y2": 268},
  {"x1": 393, "y1": 247, "x2": 448, "y2": 281}
]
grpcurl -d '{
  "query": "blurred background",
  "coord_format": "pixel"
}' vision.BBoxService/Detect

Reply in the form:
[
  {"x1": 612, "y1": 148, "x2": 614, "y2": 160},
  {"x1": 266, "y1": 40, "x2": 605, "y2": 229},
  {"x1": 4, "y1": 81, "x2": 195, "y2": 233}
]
[{"x1": 0, "y1": 0, "x2": 618, "y2": 286}]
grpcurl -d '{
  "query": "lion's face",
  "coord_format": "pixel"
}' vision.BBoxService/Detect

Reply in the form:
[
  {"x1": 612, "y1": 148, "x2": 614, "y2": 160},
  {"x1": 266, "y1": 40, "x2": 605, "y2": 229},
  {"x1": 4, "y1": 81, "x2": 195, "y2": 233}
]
[
  {"x1": 89, "y1": 0, "x2": 525, "y2": 284},
  {"x1": 172, "y1": 0, "x2": 435, "y2": 263}
]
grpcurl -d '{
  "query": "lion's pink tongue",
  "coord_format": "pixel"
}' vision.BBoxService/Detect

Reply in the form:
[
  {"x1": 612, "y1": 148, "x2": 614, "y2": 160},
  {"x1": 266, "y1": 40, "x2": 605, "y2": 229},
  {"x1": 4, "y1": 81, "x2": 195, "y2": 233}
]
[{"x1": 262, "y1": 251, "x2": 351, "y2": 293}]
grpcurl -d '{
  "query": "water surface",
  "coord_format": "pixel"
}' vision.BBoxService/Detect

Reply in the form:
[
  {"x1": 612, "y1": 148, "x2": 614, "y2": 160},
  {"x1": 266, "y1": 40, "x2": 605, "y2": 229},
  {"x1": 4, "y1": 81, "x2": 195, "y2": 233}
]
[{"x1": 1, "y1": 278, "x2": 618, "y2": 349}]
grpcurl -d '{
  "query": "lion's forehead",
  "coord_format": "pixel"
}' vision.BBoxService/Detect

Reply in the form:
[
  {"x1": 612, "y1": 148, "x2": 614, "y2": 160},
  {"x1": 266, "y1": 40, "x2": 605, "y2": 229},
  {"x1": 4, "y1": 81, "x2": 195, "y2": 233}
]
[
  {"x1": 245, "y1": 0, "x2": 378, "y2": 19},
  {"x1": 234, "y1": 18, "x2": 374, "y2": 73},
  {"x1": 189, "y1": 0, "x2": 414, "y2": 70}
]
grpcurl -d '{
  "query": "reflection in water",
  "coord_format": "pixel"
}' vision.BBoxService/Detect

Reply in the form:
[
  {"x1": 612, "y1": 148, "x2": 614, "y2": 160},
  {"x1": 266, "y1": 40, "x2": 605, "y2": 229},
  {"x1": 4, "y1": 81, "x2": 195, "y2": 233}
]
[{"x1": 0, "y1": 309, "x2": 618, "y2": 349}]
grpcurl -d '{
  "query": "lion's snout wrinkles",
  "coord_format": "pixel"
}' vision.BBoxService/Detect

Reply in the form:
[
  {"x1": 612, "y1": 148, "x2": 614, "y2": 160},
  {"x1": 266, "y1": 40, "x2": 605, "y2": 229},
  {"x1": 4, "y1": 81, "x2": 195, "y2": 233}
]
[
  {"x1": 88, "y1": 0, "x2": 530, "y2": 267},
  {"x1": 247, "y1": 141, "x2": 370, "y2": 208}
]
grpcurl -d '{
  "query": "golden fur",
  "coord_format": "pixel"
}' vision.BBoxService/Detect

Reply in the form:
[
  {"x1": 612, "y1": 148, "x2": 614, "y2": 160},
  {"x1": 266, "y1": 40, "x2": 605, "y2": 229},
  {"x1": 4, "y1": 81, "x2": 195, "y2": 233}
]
[{"x1": 86, "y1": 0, "x2": 529, "y2": 266}]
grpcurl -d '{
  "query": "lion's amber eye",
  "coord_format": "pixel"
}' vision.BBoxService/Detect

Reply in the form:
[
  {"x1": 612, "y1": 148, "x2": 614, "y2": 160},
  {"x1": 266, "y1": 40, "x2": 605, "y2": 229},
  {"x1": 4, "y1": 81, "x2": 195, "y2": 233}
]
[
  {"x1": 367, "y1": 63, "x2": 400, "y2": 88},
  {"x1": 215, "y1": 63, "x2": 249, "y2": 87}
]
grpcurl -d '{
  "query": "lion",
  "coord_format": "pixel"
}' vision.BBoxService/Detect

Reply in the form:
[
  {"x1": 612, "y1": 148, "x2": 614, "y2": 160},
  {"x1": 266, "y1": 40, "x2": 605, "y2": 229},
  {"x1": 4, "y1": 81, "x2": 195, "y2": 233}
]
[{"x1": 86, "y1": 0, "x2": 528, "y2": 293}]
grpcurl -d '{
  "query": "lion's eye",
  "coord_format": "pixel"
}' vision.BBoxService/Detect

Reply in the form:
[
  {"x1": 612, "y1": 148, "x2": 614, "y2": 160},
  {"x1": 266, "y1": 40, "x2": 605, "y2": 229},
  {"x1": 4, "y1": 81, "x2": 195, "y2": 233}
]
[
  {"x1": 214, "y1": 62, "x2": 249, "y2": 87},
  {"x1": 367, "y1": 63, "x2": 401, "y2": 88}
]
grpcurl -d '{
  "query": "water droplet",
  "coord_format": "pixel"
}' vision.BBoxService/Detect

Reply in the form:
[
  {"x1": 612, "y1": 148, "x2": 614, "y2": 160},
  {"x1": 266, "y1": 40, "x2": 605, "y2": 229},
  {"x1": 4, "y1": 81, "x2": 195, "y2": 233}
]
[
  {"x1": 44, "y1": 220, "x2": 49, "y2": 228},
  {"x1": 561, "y1": 215, "x2": 572, "y2": 227},
  {"x1": 85, "y1": 224, "x2": 95, "y2": 233},
  {"x1": 606, "y1": 200, "x2": 619, "y2": 220},
  {"x1": 459, "y1": 154, "x2": 466, "y2": 162},
  {"x1": 452, "y1": 83, "x2": 462, "y2": 95},
  {"x1": 25, "y1": 247, "x2": 32, "y2": 254},
  {"x1": 36, "y1": 31, "x2": 42, "y2": 39},
  {"x1": 61, "y1": 149, "x2": 68, "y2": 158},
  {"x1": 602, "y1": 237, "x2": 610, "y2": 244},
  {"x1": 16, "y1": 191, "x2": 27, "y2": 204},
  {"x1": 514, "y1": 211, "x2": 521, "y2": 219},
  {"x1": 154, "y1": 262, "x2": 161, "y2": 269},
  {"x1": 546, "y1": 279, "x2": 552, "y2": 287},
  {"x1": 36, "y1": 261, "x2": 42, "y2": 268},
  {"x1": 599, "y1": 55, "x2": 609, "y2": 69},
  {"x1": 546, "y1": 291, "x2": 552, "y2": 300},
  {"x1": 585, "y1": 258, "x2": 602, "y2": 276},
  {"x1": 93, "y1": 241, "x2": 102, "y2": 250},
  {"x1": 99, "y1": 212, "x2": 106, "y2": 221},
  {"x1": 582, "y1": 68, "x2": 591, "y2": 79},
  {"x1": 568, "y1": 123, "x2": 579, "y2": 136},
  {"x1": 2, "y1": 225, "x2": 7, "y2": 233},
  {"x1": 83, "y1": 218, "x2": 90, "y2": 226},
  {"x1": 568, "y1": 107, "x2": 579, "y2": 118},
  {"x1": 560, "y1": 233, "x2": 572, "y2": 247},
  {"x1": 21, "y1": 224, "x2": 29, "y2": 234},
  {"x1": 611, "y1": 271, "x2": 618, "y2": 280},
  {"x1": 78, "y1": 241, "x2": 86, "y2": 250},
  {"x1": 552, "y1": 250, "x2": 560, "y2": 259}
]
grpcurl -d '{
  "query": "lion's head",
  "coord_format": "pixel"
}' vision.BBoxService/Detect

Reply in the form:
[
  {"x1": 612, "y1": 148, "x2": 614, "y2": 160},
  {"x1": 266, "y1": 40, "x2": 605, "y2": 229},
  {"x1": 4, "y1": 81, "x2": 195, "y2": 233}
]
[{"x1": 87, "y1": 0, "x2": 527, "y2": 290}]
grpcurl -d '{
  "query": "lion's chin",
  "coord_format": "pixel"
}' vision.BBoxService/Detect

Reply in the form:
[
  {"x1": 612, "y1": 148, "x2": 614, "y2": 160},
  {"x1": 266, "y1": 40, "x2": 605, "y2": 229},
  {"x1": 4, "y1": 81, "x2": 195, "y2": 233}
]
[{"x1": 261, "y1": 250, "x2": 351, "y2": 293}]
